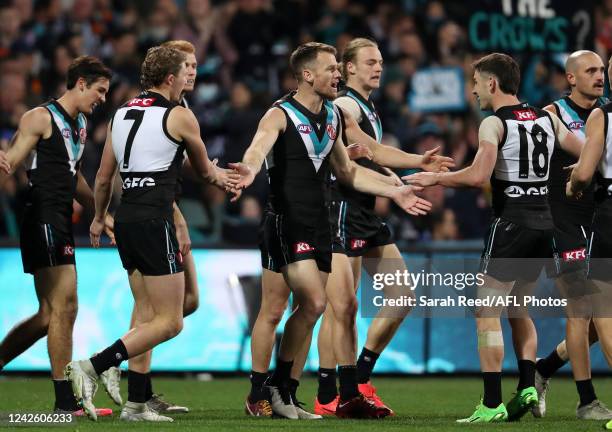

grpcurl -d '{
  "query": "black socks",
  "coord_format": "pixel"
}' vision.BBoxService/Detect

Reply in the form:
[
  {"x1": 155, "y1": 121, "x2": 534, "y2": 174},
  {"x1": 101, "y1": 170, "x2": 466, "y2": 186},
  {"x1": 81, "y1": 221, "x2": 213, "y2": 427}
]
[
  {"x1": 356, "y1": 348, "x2": 380, "y2": 384},
  {"x1": 482, "y1": 372, "x2": 502, "y2": 408},
  {"x1": 338, "y1": 365, "x2": 359, "y2": 401},
  {"x1": 249, "y1": 370, "x2": 269, "y2": 402},
  {"x1": 53, "y1": 379, "x2": 78, "y2": 411},
  {"x1": 317, "y1": 367, "x2": 338, "y2": 404},
  {"x1": 269, "y1": 359, "x2": 293, "y2": 387},
  {"x1": 536, "y1": 350, "x2": 566, "y2": 379},
  {"x1": 144, "y1": 372, "x2": 153, "y2": 401},
  {"x1": 517, "y1": 359, "x2": 535, "y2": 390},
  {"x1": 127, "y1": 370, "x2": 147, "y2": 403},
  {"x1": 90, "y1": 339, "x2": 128, "y2": 376},
  {"x1": 576, "y1": 379, "x2": 597, "y2": 407}
]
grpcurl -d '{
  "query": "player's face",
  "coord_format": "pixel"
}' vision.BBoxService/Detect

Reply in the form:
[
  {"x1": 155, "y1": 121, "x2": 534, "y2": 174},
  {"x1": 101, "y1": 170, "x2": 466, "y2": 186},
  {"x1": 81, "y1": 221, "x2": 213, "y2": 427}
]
[
  {"x1": 571, "y1": 54, "x2": 605, "y2": 99},
  {"x1": 309, "y1": 51, "x2": 341, "y2": 100},
  {"x1": 78, "y1": 77, "x2": 109, "y2": 115},
  {"x1": 170, "y1": 63, "x2": 188, "y2": 102},
  {"x1": 472, "y1": 71, "x2": 492, "y2": 110},
  {"x1": 183, "y1": 52, "x2": 197, "y2": 93},
  {"x1": 352, "y1": 46, "x2": 383, "y2": 91}
]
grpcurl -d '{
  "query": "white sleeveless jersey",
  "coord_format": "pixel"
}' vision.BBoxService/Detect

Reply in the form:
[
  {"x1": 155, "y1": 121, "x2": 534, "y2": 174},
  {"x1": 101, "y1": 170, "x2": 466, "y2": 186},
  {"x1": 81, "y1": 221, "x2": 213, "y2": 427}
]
[
  {"x1": 111, "y1": 91, "x2": 185, "y2": 223},
  {"x1": 491, "y1": 103, "x2": 558, "y2": 229}
]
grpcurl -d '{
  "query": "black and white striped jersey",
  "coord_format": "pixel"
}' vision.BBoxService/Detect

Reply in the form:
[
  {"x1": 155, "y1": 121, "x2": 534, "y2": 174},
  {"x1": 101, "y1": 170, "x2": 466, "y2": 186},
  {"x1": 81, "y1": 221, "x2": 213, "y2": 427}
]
[
  {"x1": 491, "y1": 103, "x2": 558, "y2": 229},
  {"x1": 111, "y1": 91, "x2": 185, "y2": 223},
  {"x1": 595, "y1": 102, "x2": 612, "y2": 203}
]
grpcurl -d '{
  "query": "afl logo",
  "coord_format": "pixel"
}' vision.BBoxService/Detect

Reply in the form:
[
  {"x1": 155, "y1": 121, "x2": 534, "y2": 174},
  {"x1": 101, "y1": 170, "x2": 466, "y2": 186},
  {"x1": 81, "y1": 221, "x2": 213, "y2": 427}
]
[
  {"x1": 62, "y1": 128, "x2": 71, "y2": 139},
  {"x1": 298, "y1": 124, "x2": 312, "y2": 134},
  {"x1": 79, "y1": 128, "x2": 87, "y2": 144},
  {"x1": 568, "y1": 121, "x2": 584, "y2": 130},
  {"x1": 326, "y1": 124, "x2": 337, "y2": 140}
]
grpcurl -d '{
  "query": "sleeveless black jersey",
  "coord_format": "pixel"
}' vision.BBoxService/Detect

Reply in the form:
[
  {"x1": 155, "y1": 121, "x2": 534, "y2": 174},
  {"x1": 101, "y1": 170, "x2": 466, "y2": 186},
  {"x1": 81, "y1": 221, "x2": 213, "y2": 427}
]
[
  {"x1": 330, "y1": 87, "x2": 386, "y2": 209},
  {"x1": 548, "y1": 96, "x2": 601, "y2": 213},
  {"x1": 594, "y1": 102, "x2": 612, "y2": 204},
  {"x1": 491, "y1": 103, "x2": 558, "y2": 230},
  {"x1": 24, "y1": 100, "x2": 87, "y2": 233},
  {"x1": 111, "y1": 91, "x2": 185, "y2": 223},
  {"x1": 174, "y1": 96, "x2": 189, "y2": 202},
  {"x1": 266, "y1": 92, "x2": 341, "y2": 221}
]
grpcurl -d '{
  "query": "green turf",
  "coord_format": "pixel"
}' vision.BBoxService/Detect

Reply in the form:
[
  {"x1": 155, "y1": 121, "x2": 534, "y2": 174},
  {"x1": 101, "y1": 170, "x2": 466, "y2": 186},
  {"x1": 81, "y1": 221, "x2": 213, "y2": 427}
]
[{"x1": 0, "y1": 376, "x2": 611, "y2": 431}]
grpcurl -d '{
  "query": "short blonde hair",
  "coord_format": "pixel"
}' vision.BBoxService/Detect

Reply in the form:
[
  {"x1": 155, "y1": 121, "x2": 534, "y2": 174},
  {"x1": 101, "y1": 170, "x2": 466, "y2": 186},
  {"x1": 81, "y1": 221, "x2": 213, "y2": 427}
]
[
  {"x1": 161, "y1": 40, "x2": 196, "y2": 55},
  {"x1": 341, "y1": 38, "x2": 378, "y2": 81}
]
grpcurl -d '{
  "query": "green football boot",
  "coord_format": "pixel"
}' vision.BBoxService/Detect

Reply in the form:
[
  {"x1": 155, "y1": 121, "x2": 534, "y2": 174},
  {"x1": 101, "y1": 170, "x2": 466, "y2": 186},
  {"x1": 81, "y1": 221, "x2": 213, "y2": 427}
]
[
  {"x1": 507, "y1": 386, "x2": 538, "y2": 421},
  {"x1": 457, "y1": 400, "x2": 508, "y2": 423}
]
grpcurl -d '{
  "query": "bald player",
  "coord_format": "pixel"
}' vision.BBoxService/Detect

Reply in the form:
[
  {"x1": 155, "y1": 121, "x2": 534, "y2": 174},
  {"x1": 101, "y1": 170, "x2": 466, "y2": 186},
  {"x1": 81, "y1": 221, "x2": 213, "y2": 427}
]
[{"x1": 532, "y1": 50, "x2": 612, "y2": 420}]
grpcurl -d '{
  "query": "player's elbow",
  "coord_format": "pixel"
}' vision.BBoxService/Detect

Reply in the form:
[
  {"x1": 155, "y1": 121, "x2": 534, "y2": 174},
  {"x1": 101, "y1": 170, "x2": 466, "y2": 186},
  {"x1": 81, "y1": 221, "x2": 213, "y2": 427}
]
[
  {"x1": 573, "y1": 170, "x2": 592, "y2": 187},
  {"x1": 334, "y1": 163, "x2": 355, "y2": 185},
  {"x1": 471, "y1": 172, "x2": 488, "y2": 188},
  {"x1": 94, "y1": 171, "x2": 112, "y2": 189}
]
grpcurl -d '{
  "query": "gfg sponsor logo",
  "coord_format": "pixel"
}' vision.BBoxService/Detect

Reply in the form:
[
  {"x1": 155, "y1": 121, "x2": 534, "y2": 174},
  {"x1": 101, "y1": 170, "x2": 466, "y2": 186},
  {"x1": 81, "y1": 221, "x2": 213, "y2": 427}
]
[
  {"x1": 123, "y1": 177, "x2": 156, "y2": 189},
  {"x1": 504, "y1": 185, "x2": 547, "y2": 197}
]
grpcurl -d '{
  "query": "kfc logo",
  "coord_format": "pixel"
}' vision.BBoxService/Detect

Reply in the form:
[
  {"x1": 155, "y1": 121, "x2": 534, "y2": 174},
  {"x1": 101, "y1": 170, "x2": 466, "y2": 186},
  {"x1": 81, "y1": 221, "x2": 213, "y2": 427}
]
[
  {"x1": 63, "y1": 246, "x2": 74, "y2": 256},
  {"x1": 563, "y1": 248, "x2": 586, "y2": 262},
  {"x1": 351, "y1": 239, "x2": 367, "y2": 250},
  {"x1": 513, "y1": 109, "x2": 537, "y2": 121},
  {"x1": 326, "y1": 124, "x2": 337, "y2": 140},
  {"x1": 127, "y1": 98, "x2": 155, "y2": 107},
  {"x1": 294, "y1": 242, "x2": 314, "y2": 253}
]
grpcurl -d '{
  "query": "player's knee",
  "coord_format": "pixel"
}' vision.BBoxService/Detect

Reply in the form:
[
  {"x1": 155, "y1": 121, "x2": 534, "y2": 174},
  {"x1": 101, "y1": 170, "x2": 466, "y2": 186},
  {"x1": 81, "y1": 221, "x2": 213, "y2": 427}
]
[
  {"x1": 266, "y1": 303, "x2": 288, "y2": 326},
  {"x1": 50, "y1": 294, "x2": 78, "y2": 322},
  {"x1": 568, "y1": 317, "x2": 590, "y2": 333},
  {"x1": 36, "y1": 303, "x2": 51, "y2": 332},
  {"x1": 183, "y1": 293, "x2": 199, "y2": 317},
  {"x1": 161, "y1": 317, "x2": 184, "y2": 340},
  {"x1": 333, "y1": 295, "x2": 358, "y2": 322},
  {"x1": 302, "y1": 297, "x2": 327, "y2": 323}
]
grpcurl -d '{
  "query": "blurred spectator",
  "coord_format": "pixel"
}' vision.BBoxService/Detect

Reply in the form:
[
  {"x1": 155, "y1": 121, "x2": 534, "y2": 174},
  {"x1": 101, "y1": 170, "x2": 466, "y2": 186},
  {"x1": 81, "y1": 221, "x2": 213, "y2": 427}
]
[{"x1": 432, "y1": 208, "x2": 459, "y2": 241}]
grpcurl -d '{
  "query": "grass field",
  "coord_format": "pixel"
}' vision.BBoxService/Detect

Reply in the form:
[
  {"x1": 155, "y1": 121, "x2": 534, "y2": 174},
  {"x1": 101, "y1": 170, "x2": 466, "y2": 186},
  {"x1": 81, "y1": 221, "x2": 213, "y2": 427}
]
[{"x1": 1, "y1": 376, "x2": 611, "y2": 431}]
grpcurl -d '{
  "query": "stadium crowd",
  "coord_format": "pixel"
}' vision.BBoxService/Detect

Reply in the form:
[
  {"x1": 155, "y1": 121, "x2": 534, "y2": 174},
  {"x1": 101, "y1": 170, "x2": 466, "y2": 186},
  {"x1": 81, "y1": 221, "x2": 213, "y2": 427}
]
[{"x1": 1, "y1": 0, "x2": 611, "y2": 246}]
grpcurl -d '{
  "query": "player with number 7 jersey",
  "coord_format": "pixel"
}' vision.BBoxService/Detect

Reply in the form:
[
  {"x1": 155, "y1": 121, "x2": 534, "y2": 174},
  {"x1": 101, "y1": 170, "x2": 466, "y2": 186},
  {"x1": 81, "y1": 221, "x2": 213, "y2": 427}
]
[
  {"x1": 404, "y1": 53, "x2": 584, "y2": 423},
  {"x1": 66, "y1": 46, "x2": 239, "y2": 422}
]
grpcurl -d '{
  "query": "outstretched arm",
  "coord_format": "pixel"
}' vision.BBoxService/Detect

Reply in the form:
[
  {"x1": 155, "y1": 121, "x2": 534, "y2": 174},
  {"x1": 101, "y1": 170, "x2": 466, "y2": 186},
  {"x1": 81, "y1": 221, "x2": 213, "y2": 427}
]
[
  {"x1": 229, "y1": 107, "x2": 285, "y2": 191},
  {"x1": 340, "y1": 106, "x2": 454, "y2": 171},
  {"x1": 330, "y1": 131, "x2": 432, "y2": 216},
  {"x1": 403, "y1": 116, "x2": 500, "y2": 188},
  {"x1": 169, "y1": 106, "x2": 239, "y2": 190}
]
